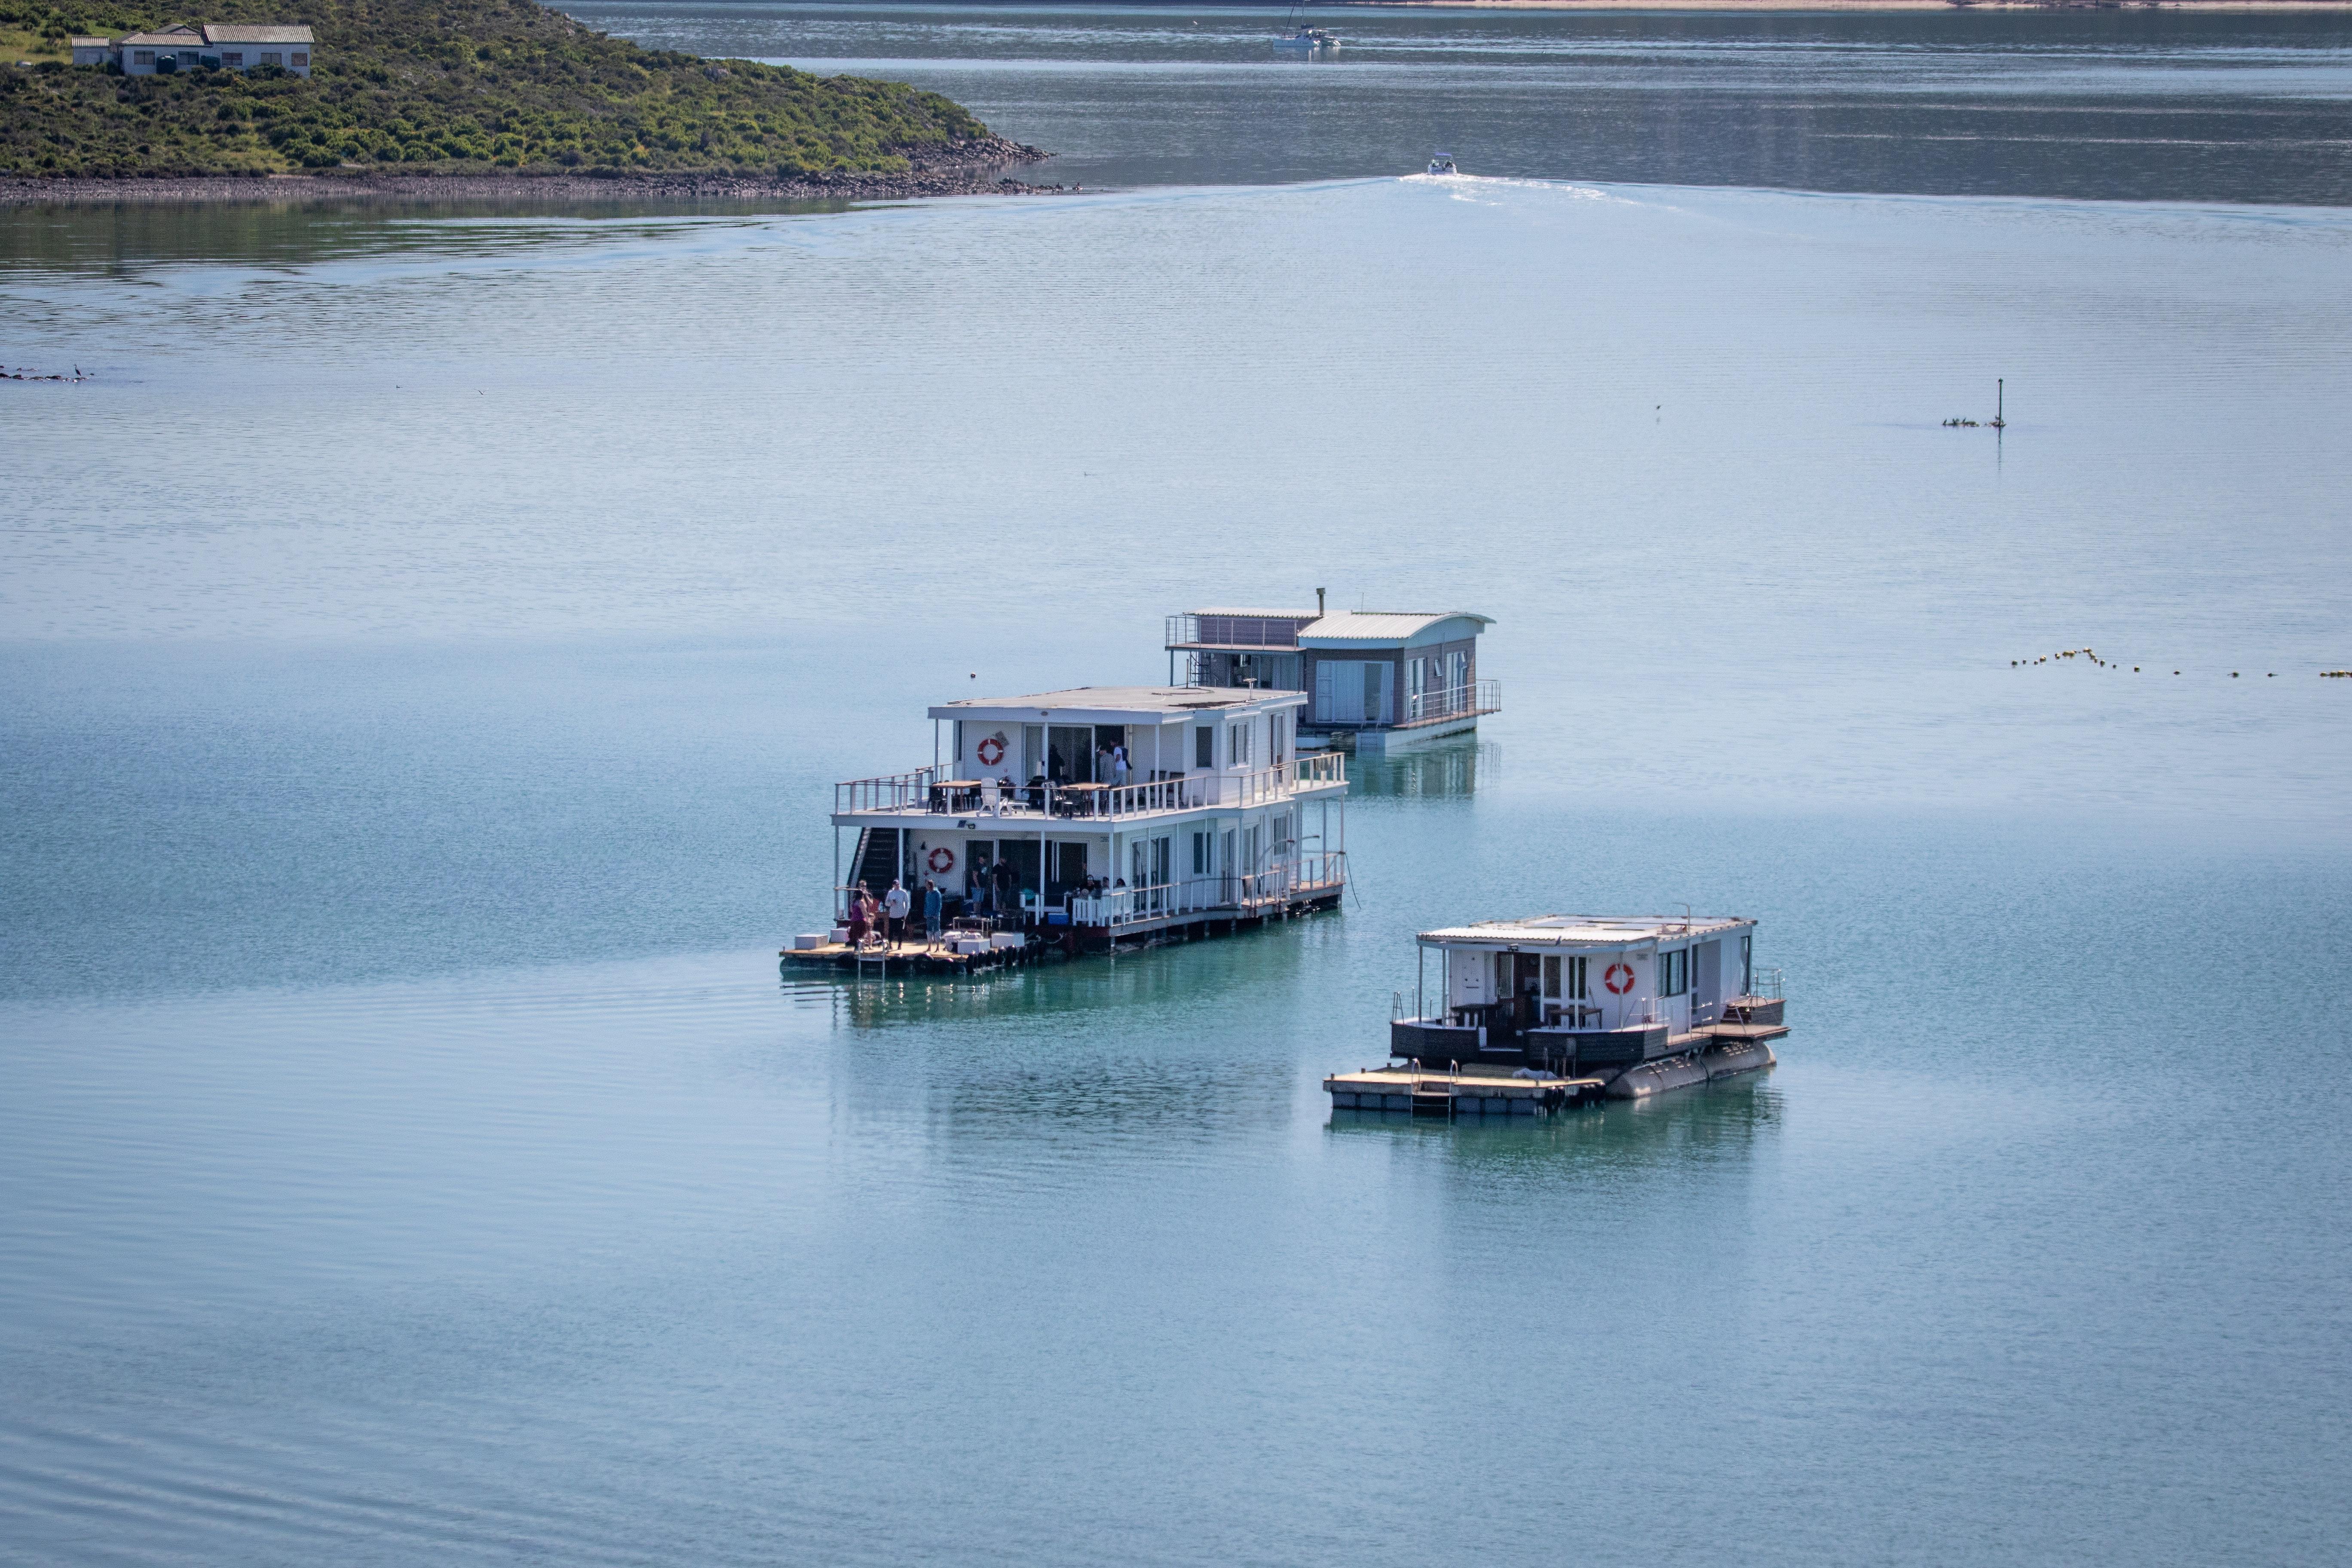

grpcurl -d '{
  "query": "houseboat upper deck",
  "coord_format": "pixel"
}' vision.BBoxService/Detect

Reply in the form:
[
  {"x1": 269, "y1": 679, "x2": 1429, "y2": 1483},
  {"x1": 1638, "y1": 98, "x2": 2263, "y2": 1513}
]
[{"x1": 792, "y1": 685, "x2": 1350, "y2": 970}]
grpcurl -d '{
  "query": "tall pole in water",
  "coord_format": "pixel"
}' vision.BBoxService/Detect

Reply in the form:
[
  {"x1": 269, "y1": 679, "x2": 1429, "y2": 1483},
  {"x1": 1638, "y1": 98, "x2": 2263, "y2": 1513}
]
[{"x1": 1997, "y1": 378, "x2": 2005, "y2": 427}]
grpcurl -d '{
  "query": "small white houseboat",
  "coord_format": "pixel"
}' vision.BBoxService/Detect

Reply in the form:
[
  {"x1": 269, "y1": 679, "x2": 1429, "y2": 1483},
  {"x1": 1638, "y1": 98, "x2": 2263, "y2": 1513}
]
[
  {"x1": 1326, "y1": 913, "x2": 1788, "y2": 1113},
  {"x1": 785, "y1": 685, "x2": 1350, "y2": 973}
]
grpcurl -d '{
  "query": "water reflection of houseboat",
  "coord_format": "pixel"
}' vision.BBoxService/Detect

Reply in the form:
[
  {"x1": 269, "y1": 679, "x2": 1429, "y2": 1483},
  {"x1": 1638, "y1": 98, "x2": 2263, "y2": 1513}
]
[
  {"x1": 1327, "y1": 914, "x2": 1788, "y2": 1114},
  {"x1": 784, "y1": 686, "x2": 1349, "y2": 974},
  {"x1": 1163, "y1": 592, "x2": 1498, "y2": 753}
]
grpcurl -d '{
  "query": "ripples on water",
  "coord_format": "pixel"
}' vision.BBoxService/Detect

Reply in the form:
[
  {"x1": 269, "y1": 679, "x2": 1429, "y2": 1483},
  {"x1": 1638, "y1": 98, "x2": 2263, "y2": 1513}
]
[{"x1": 4, "y1": 11, "x2": 2352, "y2": 1563}]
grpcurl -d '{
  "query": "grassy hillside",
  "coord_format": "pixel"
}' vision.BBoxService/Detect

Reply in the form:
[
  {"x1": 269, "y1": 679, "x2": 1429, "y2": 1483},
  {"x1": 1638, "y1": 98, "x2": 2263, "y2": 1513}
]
[{"x1": 0, "y1": 0, "x2": 996, "y2": 176}]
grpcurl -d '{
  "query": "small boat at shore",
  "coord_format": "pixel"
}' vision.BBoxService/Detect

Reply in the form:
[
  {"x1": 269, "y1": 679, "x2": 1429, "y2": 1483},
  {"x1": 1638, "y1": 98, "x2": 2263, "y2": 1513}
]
[
  {"x1": 1426, "y1": 152, "x2": 1458, "y2": 177},
  {"x1": 1327, "y1": 913, "x2": 1788, "y2": 1115},
  {"x1": 1274, "y1": 1, "x2": 1337, "y2": 52},
  {"x1": 1275, "y1": 26, "x2": 1338, "y2": 52}
]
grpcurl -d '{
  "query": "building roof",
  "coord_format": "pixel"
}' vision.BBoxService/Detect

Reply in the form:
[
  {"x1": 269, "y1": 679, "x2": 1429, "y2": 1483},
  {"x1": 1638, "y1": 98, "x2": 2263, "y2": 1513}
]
[
  {"x1": 203, "y1": 24, "x2": 314, "y2": 43},
  {"x1": 930, "y1": 686, "x2": 1304, "y2": 722},
  {"x1": 70, "y1": 37, "x2": 115, "y2": 47},
  {"x1": 1188, "y1": 607, "x2": 1317, "y2": 620},
  {"x1": 1297, "y1": 611, "x2": 1493, "y2": 649},
  {"x1": 1417, "y1": 914, "x2": 1753, "y2": 949},
  {"x1": 119, "y1": 28, "x2": 204, "y2": 46}
]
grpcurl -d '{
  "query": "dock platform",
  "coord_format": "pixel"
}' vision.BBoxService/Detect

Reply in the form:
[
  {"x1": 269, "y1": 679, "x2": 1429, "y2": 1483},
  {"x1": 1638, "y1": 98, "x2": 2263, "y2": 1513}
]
[
  {"x1": 1324, "y1": 1066, "x2": 1606, "y2": 1118},
  {"x1": 781, "y1": 936, "x2": 1041, "y2": 977}
]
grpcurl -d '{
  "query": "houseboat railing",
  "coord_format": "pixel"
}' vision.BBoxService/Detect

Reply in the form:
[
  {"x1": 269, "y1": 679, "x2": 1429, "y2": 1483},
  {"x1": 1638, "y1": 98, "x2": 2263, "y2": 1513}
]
[
  {"x1": 1743, "y1": 965, "x2": 1784, "y2": 1001},
  {"x1": 1403, "y1": 679, "x2": 1502, "y2": 725},
  {"x1": 837, "y1": 755, "x2": 1346, "y2": 821},
  {"x1": 835, "y1": 765, "x2": 941, "y2": 815},
  {"x1": 1067, "y1": 852, "x2": 1348, "y2": 927},
  {"x1": 1164, "y1": 612, "x2": 1310, "y2": 650}
]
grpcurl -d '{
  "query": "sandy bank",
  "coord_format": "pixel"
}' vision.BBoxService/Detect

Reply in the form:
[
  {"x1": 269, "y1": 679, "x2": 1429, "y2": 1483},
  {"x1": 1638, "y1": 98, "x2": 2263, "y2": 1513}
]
[{"x1": 0, "y1": 137, "x2": 1059, "y2": 208}]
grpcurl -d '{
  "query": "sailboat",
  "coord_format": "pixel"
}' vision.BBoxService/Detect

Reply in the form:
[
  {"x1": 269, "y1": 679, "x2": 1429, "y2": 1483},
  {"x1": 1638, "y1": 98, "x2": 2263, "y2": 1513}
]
[{"x1": 1274, "y1": 0, "x2": 1338, "y2": 52}]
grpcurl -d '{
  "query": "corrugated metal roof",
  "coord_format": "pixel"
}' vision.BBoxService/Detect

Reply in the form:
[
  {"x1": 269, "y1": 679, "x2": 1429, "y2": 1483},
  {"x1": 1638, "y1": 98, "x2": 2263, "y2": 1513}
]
[
  {"x1": 1298, "y1": 610, "x2": 1493, "y2": 646},
  {"x1": 930, "y1": 686, "x2": 1302, "y2": 718},
  {"x1": 119, "y1": 28, "x2": 202, "y2": 45},
  {"x1": 1417, "y1": 914, "x2": 1752, "y2": 947},
  {"x1": 70, "y1": 36, "x2": 114, "y2": 46},
  {"x1": 204, "y1": 24, "x2": 314, "y2": 43}
]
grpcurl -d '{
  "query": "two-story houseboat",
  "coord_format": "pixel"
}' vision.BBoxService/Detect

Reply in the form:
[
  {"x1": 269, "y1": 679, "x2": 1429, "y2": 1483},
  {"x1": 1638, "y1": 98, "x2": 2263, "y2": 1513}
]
[
  {"x1": 1163, "y1": 594, "x2": 1499, "y2": 753},
  {"x1": 785, "y1": 686, "x2": 1350, "y2": 972},
  {"x1": 1326, "y1": 913, "x2": 1789, "y2": 1111}
]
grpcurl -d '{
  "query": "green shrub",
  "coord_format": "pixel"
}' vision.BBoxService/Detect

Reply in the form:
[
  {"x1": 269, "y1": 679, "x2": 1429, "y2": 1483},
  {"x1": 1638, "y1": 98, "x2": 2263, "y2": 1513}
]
[{"x1": 0, "y1": 0, "x2": 995, "y2": 175}]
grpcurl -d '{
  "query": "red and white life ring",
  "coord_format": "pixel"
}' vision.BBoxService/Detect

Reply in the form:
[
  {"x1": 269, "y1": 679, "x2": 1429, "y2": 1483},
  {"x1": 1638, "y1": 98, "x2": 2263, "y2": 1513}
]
[
  {"x1": 928, "y1": 846, "x2": 956, "y2": 874},
  {"x1": 976, "y1": 735, "x2": 1006, "y2": 768},
  {"x1": 1602, "y1": 962, "x2": 1636, "y2": 995}
]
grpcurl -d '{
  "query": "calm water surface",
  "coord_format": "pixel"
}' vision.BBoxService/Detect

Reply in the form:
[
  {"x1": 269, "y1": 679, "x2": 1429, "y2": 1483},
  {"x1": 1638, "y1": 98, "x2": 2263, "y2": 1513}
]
[
  {"x1": 3, "y1": 11, "x2": 2350, "y2": 1565},
  {"x1": 571, "y1": 3, "x2": 2352, "y2": 202}
]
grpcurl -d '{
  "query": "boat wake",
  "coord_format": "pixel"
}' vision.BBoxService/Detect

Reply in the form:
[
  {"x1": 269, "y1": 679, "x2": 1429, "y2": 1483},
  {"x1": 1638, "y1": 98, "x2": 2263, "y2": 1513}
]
[{"x1": 1401, "y1": 172, "x2": 1613, "y2": 202}]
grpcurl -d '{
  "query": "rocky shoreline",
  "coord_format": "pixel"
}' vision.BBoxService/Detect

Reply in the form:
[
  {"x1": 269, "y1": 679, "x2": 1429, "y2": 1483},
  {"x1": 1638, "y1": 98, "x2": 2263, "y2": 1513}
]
[{"x1": 0, "y1": 135, "x2": 1062, "y2": 208}]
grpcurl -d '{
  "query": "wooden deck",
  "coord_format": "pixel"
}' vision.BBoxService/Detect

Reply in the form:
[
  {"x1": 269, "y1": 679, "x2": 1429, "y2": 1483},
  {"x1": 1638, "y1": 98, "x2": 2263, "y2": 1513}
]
[{"x1": 1323, "y1": 1066, "x2": 1607, "y2": 1116}]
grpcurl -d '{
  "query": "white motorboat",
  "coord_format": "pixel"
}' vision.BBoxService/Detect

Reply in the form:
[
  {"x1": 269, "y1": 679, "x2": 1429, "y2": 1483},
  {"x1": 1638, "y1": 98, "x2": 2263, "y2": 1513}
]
[{"x1": 1427, "y1": 153, "x2": 1458, "y2": 177}]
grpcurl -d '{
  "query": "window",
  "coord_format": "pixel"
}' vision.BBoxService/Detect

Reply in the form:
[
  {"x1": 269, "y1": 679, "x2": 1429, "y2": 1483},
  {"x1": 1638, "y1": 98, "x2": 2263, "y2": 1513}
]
[
  {"x1": 290, "y1": 51, "x2": 308, "y2": 67},
  {"x1": 1568, "y1": 956, "x2": 1588, "y2": 999},
  {"x1": 260, "y1": 50, "x2": 279, "y2": 65},
  {"x1": 1661, "y1": 949, "x2": 1688, "y2": 997},
  {"x1": 1741, "y1": 934, "x2": 1752, "y2": 994},
  {"x1": 1363, "y1": 663, "x2": 1382, "y2": 724},
  {"x1": 222, "y1": 51, "x2": 242, "y2": 65},
  {"x1": 1542, "y1": 955, "x2": 1560, "y2": 998},
  {"x1": 1191, "y1": 830, "x2": 1209, "y2": 876},
  {"x1": 1195, "y1": 725, "x2": 1213, "y2": 769},
  {"x1": 1227, "y1": 721, "x2": 1251, "y2": 766},
  {"x1": 133, "y1": 50, "x2": 153, "y2": 64}
]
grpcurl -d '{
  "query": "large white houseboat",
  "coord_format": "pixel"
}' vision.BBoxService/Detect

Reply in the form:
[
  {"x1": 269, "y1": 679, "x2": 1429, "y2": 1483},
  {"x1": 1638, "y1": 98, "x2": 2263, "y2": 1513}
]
[
  {"x1": 1326, "y1": 913, "x2": 1789, "y2": 1112},
  {"x1": 786, "y1": 685, "x2": 1350, "y2": 972}
]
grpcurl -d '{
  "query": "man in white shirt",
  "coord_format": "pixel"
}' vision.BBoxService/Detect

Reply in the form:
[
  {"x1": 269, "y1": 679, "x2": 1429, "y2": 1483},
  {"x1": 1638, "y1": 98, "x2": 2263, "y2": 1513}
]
[{"x1": 883, "y1": 880, "x2": 912, "y2": 945}]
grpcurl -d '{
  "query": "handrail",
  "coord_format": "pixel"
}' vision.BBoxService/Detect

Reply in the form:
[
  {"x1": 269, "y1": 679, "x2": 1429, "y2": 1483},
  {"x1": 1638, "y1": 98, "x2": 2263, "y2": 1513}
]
[
  {"x1": 840, "y1": 755, "x2": 1347, "y2": 820},
  {"x1": 1164, "y1": 612, "x2": 1311, "y2": 650},
  {"x1": 833, "y1": 765, "x2": 940, "y2": 815},
  {"x1": 1066, "y1": 852, "x2": 1347, "y2": 926},
  {"x1": 1403, "y1": 678, "x2": 1502, "y2": 725}
]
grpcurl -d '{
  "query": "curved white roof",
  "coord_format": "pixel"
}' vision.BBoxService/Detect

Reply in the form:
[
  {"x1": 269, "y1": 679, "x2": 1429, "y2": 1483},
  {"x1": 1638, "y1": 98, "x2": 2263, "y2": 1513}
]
[
  {"x1": 1298, "y1": 611, "x2": 1492, "y2": 649},
  {"x1": 1417, "y1": 915, "x2": 1752, "y2": 949}
]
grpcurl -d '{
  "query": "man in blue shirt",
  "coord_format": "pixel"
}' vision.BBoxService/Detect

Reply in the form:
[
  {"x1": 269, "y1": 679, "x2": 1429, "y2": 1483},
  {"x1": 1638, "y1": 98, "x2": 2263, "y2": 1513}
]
[{"x1": 922, "y1": 878, "x2": 943, "y2": 942}]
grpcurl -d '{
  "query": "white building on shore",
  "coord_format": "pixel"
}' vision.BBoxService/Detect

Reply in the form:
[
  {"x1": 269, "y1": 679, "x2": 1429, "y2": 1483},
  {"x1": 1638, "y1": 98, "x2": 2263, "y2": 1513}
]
[{"x1": 101, "y1": 24, "x2": 315, "y2": 77}]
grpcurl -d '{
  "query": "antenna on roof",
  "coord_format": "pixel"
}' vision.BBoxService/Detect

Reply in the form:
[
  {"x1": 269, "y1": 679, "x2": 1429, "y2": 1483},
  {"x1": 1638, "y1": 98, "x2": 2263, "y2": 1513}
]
[{"x1": 1316, "y1": 587, "x2": 1326, "y2": 617}]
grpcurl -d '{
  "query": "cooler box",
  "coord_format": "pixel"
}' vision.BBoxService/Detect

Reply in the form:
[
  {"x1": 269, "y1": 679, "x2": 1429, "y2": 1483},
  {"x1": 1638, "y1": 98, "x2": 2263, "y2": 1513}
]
[
  {"x1": 830, "y1": 925, "x2": 851, "y2": 943},
  {"x1": 989, "y1": 932, "x2": 1024, "y2": 951},
  {"x1": 792, "y1": 934, "x2": 825, "y2": 951}
]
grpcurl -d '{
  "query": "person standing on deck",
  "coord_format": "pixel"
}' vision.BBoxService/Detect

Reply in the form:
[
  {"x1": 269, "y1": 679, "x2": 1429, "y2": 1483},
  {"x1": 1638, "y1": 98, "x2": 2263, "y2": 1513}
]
[
  {"x1": 969, "y1": 870, "x2": 989, "y2": 918},
  {"x1": 1111, "y1": 743, "x2": 1130, "y2": 789},
  {"x1": 884, "y1": 879, "x2": 911, "y2": 946},
  {"x1": 993, "y1": 858, "x2": 1019, "y2": 920},
  {"x1": 846, "y1": 882, "x2": 872, "y2": 946},
  {"x1": 923, "y1": 878, "x2": 943, "y2": 942}
]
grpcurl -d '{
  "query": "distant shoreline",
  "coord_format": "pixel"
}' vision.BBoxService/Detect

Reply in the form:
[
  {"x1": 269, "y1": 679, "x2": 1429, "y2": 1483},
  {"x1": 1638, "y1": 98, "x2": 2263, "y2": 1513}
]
[{"x1": 0, "y1": 139, "x2": 1059, "y2": 209}]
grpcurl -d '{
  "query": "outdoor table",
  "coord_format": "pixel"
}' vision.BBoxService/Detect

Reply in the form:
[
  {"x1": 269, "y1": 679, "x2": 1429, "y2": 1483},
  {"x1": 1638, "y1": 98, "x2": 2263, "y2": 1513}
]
[
  {"x1": 930, "y1": 779, "x2": 985, "y2": 813},
  {"x1": 1057, "y1": 783, "x2": 1110, "y2": 818}
]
